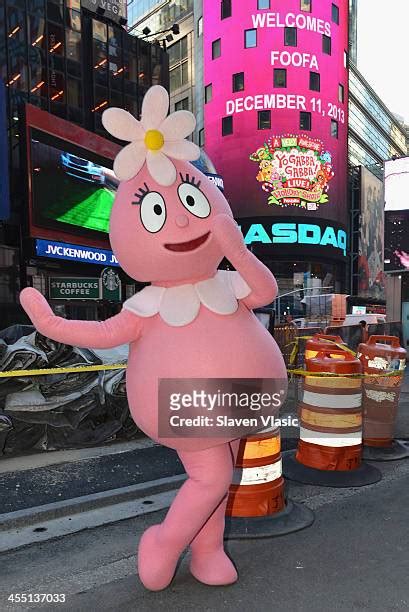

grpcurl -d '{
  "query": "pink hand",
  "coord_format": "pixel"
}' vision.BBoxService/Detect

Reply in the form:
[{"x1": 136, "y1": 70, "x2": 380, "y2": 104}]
[
  {"x1": 396, "y1": 251, "x2": 409, "y2": 268},
  {"x1": 20, "y1": 287, "x2": 141, "y2": 348},
  {"x1": 211, "y1": 215, "x2": 277, "y2": 308},
  {"x1": 211, "y1": 214, "x2": 247, "y2": 261},
  {"x1": 20, "y1": 287, "x2": 54, "y2": 330}
]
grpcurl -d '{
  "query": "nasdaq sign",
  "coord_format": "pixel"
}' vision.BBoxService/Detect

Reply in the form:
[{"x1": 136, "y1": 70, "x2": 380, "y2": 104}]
[{"x1": 240, "y1": 220, "x2": 347, "y2": 258}]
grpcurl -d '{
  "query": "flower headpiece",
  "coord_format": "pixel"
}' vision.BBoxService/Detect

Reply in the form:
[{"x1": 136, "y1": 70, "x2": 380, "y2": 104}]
[{"x1": 102, "y1": 85, "x2": 200, "y2": 186}]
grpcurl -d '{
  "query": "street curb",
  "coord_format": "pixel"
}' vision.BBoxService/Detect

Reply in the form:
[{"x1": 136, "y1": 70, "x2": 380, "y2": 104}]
[
  {"x1": 0, "y1": 438, "x2": 155, "y2": 475},
  {"x1": 0, "y1": 474, "x2": 186, "y2": 531}
]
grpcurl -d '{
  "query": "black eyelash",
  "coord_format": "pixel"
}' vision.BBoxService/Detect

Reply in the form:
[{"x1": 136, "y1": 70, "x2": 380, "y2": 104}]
[
  {"x1": 179, "y1": 173, "x2": 201, "y2": 189},
  {"x1": 132, "y1": 182, "x2": 150, "y2": 205}
]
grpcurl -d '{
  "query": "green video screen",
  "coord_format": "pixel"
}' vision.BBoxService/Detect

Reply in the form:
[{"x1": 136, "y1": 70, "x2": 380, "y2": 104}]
[{"x1": 31, "y1": 129, "x2": 119, "y2": 237}]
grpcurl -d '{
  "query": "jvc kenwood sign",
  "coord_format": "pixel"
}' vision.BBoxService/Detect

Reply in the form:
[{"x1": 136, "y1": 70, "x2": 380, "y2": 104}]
[
  {"x1": 81, "y1": 0, "x2": 126, "y2": 24},
  {"x1": 36, "y1": 239, "x2": 119, "y2": 267}
]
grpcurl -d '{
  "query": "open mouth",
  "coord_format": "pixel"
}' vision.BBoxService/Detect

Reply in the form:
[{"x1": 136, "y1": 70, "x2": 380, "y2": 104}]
[{"x1": 164, "y1": 231, "x2": 211, "y2": 252}]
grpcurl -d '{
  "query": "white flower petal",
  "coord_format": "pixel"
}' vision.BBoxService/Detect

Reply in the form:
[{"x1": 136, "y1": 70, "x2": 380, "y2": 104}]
[
  {"x1": 146, "y1": 150, "x2": 176, "y2": 186},
  {"x1": 162, "y1": 140, "x2": 200, "y2": 161},
  {"x1": 160, "y1": 111, "x2": 196, "y2": 141},
  {"x1": 113, "y1": 141, "x2": 147, "y2": 181},
  {"x1": 102, "y1": 107, "x2": 145, "y2": 142},
  {"x1": 141, "y1": 85, "x2": 169, "y2": 130}
]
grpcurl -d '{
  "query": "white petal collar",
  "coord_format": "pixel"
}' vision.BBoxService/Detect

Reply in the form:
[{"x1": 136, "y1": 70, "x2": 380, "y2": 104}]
[{"x1": 123, "y1": 271, "x2": 251, "y2": 327}]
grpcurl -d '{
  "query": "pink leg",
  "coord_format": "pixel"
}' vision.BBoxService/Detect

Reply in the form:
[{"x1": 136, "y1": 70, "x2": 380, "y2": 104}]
[
  {"x1": 189, "y1": 440, "x2": 240, "y2": 585},
  {"x1": 137, "y1": 442, "x2": 236, "y2": 591}
]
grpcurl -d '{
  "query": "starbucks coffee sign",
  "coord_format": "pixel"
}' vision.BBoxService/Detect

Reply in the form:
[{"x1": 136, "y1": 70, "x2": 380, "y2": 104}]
[
  {"x1": 101, "y1": 267, "x2": 121, "y2": 301},
  {"x1": 49, "y1": 270, "x2": 121, "y2": 301},
  {"x1": 49, "y1": 277, "x2": 100, "y2": 300}
]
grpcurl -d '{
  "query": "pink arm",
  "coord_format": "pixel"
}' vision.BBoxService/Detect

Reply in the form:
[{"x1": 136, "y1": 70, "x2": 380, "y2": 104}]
[
  {"x1": 20, "y1": 287, "x2": 142, "y2": 349},
  {"x1": 213, "y1": 215, "x2": 278, "y2": 309}
]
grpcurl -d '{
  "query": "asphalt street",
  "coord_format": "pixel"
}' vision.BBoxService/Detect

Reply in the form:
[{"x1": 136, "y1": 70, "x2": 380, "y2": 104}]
[
  {"x1": 1, "y1": 461, "x2": 409, "y2": 612},
  {"x1": 0, "y1": 443, "x2": 183, "y2": 513}
]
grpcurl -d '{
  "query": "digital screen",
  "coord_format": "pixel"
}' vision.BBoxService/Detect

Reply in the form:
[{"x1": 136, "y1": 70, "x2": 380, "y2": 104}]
[
  {"x1": 358, "y1": 167, "x2": 385, "y2": 299},
  {"x1": 31, "y1": 129, "x2": 119, "y2": 238},
  {"x1": 384, "y1": 210, "x2": 409, "y2": 272},
  {"x1": 385, "y1": 157, "x2": 409, "y2": 211},
  {"x1": 352, "y1": 306, "x2": 366, "y2": 315},
  {"x1": 239, "y1": 216, "x2": 347, "y2": 260},
  {"x1": 203, "y1": 0, "x2": 349, "y2": 230}
]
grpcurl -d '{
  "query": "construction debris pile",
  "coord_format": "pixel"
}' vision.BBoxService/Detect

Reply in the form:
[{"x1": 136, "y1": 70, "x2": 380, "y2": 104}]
[{"x1": 0, "y1": 325, "x2": 139, "y2": 455}]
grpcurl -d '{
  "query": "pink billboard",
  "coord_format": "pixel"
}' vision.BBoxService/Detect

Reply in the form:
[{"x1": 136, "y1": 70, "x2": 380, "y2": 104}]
[{"x1": 203, "y1": 0, "x2": 349, "y2": 226}]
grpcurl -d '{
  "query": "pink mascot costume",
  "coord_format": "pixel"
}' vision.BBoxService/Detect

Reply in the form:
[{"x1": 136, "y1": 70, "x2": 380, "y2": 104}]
[{"x1": 20, "y1": 86, "x2": 287, "y2": 591}]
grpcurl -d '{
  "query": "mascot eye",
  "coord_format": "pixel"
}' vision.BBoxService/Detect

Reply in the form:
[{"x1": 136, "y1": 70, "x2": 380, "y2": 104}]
[
  {"x1": 177, "y1": 183, "x2": 211, "y2": 219},
  {"x1": 140, "y1": 192, "x2": 167, "y2": 233}
]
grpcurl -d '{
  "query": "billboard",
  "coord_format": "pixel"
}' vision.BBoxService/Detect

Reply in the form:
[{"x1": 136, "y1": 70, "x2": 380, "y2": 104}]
[
  {"x1": 203, "y1": 0, "x2": 349, "y2": 232},
  {"x1": 25, "y1": 105, "x2": 120, "y2": 249},
  {"x1": 384, "y1": 157, "x2": 409, "y2": 272},
  {"x1": 31, "y1": 136, "x2": 118, "y2": 236},
  {"x1": 384, "y1": 157, "x2": 409, "y2": 212},
  {"x1": 358, "y1": 167, "x2": 385, "y2": 298},
  {"x1": 250, "y1": 134, "x2": 333, "y2": 212},
  {"x1": 384, "y1": 211, "x2": 409, "y2": 272}
]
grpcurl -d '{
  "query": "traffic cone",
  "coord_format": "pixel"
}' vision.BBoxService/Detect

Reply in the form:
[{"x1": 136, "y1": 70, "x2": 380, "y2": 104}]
[
  {"x1": 283, "y1": 349, "x2": 381, "y2": 487},
  {"x1": 224, "y1": 427, "x2": 314, "y2": 539},
  {"x1": 305, "y1": 334, "x2": 347, "y2": 361},
  {"x1": 358, "y1": 335, "x2": 409, "y2": 461}
]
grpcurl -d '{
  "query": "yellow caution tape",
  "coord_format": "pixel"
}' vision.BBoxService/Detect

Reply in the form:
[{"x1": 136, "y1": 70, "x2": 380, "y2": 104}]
[
  {"x1": 0, "y1": 363, "x2": 127, "y2": 378},
  {"x1": 0, "y1": 362, "x2": 404, "y2": 379},
  {"x1": 289, "y1": 342, "x2": 299, "y2": 366},
  {"x1": 287, "y1": 368, "x2": 405, "y2": 378},
  {"x1": 285, "y1": 336, "x2": 356, "y2": 366}
]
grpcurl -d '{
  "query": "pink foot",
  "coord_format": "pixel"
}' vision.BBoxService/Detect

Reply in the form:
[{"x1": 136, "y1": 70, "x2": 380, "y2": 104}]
[
  {"x1": 137, "y1": 525, "x2": 180, "y2": 591},
  {"x1": 190, "y1": 549, "x2": 238, "y2": 586}
]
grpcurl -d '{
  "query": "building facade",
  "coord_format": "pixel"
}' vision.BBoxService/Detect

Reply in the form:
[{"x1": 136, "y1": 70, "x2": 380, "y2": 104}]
[
  {"x1": 348, "y1": 64, "x2": 407, "y2": 178},
  {"x1": 343, "y1": 1, "x2": 407, "y2": 320},
  {"x1": 347, "y1": 63, "x2": 407, "y2": 314},
  {"x1": 348, "y1": 0, "x2": 357, "y2": 65},
  {"x1": 3, "y1": 0, "x2": 403, "y2": 325},
  {"x1": 0, "y1": 0, "x2": 168, "y2": 325},
  {"x1": 129, "y1": 2, "x2": 354, "y2": 320},
  {"x1": 126, "y1": 0, "x2": 205, "y2": 144},
  {"x1": 202, "y1": 0, "x2": 349, "y2": 319}
]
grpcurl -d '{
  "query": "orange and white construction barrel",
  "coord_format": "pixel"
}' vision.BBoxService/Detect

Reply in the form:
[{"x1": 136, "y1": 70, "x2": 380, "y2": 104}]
[
  {"x1": 225, "y1": 428, "x2": 314, "y2": 539},
  {"x1": 304, "y1": 334, "x2": 347, "y2": 361},
  {"x1": 282, "y1": 349, "x2": 381, "y2": 487},
  {"x1": 358, "y1": 335, "x2": 409, "y2": 461}
]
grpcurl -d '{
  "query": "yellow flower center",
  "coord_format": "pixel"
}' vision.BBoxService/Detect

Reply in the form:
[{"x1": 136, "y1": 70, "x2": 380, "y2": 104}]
[{"x1": 144, "y1": 129, "x2": 164, "y2": 151}]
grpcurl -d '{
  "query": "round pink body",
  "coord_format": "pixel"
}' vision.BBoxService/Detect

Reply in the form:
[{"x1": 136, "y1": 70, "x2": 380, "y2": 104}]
[{"x1": 108, "y1": 159, "x2": 287, "y2": 451}]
